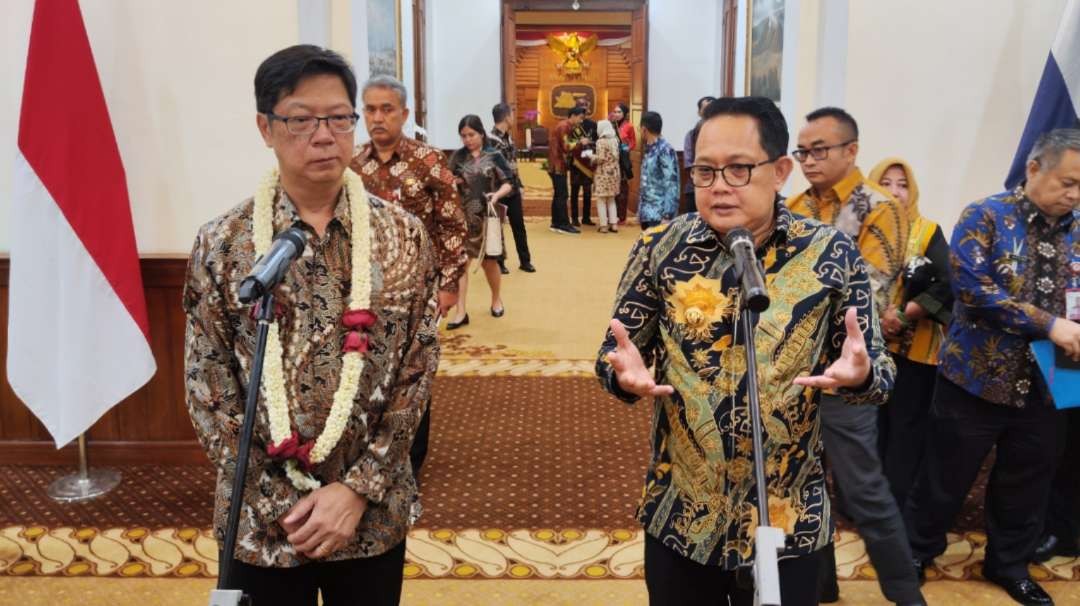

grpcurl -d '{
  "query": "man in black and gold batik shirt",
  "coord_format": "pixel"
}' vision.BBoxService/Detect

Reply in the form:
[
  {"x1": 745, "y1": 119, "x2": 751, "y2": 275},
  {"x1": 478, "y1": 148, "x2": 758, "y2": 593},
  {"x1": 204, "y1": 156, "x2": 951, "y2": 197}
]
[{"x1": 596, "y1": 97, "x2": 895, "y2": 606}]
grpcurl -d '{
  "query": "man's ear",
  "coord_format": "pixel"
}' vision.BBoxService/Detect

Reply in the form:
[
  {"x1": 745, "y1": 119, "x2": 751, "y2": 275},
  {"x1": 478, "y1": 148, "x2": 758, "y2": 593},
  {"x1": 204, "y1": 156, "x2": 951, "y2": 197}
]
[{"x1": 257, "y1": 114, "x2": 273, "y2": 147}]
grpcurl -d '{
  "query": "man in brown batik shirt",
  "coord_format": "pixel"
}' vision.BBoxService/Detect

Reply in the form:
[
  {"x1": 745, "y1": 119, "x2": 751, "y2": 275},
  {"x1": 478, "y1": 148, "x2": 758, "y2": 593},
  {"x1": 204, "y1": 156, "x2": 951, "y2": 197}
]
[
  {"x1": 184, "y1": 46, "x2": 438, "y2": 606},
  {"x1": 350, "y1": 75, "x2": 467, "y2": 479}
]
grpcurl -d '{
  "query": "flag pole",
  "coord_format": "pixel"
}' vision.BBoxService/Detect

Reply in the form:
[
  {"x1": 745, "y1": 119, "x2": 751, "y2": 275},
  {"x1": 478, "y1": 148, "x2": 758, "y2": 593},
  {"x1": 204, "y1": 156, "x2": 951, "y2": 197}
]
[{"x1": 47, "y1": 433, "x2": 122, "y2": 502}]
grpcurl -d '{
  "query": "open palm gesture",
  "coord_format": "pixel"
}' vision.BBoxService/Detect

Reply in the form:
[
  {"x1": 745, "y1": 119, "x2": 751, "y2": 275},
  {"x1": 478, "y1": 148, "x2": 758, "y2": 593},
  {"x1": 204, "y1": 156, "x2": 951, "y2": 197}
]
[
  {"x1": 793, "y1": 307, "x2": 872, "y2": 390},
  {"x1": 607, "y1": 319, "x2": 675, "y2": 398}
]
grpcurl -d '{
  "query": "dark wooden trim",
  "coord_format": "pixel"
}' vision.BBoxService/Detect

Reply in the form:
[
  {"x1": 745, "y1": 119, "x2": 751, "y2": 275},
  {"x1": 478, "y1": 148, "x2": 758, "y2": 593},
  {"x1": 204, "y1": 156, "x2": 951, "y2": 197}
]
[
  {"x1": 0, "y1": 440, "x2": 209, "y2": 466},
  {"x1": 508, "y1": 0, "x2": 643, "y2": 10},
  {"x1": 722, "y1": 0, "x2": 737, "y2": 96}
]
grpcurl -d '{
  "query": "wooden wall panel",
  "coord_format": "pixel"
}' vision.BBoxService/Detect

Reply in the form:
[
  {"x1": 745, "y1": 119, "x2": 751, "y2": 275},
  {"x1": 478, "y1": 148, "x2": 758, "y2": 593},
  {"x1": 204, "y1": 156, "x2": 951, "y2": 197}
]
[{"x1": 0, "y1": 256, "x2": 204, "y2": 464}]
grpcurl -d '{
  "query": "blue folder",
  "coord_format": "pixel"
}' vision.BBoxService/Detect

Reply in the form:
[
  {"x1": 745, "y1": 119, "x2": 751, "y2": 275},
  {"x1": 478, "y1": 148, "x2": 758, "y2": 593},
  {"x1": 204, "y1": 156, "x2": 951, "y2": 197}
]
[{"x1": 1030, "y1": 340, "x2": 1080, "y2": 409}]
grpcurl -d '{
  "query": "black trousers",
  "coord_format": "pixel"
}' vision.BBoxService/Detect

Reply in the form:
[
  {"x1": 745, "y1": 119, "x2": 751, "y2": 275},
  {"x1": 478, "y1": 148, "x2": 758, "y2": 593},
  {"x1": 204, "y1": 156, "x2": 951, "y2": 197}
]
[
  {"x1": 410, "y1": 395, "x2": 431, "y2": 477},
  {"x1": 549, "y1": 171, "x2": 570, "y2": 227},
  {"x1": 904, "y1": 375, "x2": 1066, "y2": 580},
  {"x1": 877, "y1": 355, "x2": 937, "y2": 510},
  {"x1": 500, "y1": 193, "x2": 531, "y2": 265},
  {"x1": 1045, "y1": 408, "x2": 1080, "y2": 543},
  {"x1": 570, "y1": 166, "x2": 592, "y2": 222},
  {"x1": 226, "y1": 540, "x2": 406, "y2": 606},
  {"x1": 644, "y1": 534, "x2": 822, "y2": 606}
]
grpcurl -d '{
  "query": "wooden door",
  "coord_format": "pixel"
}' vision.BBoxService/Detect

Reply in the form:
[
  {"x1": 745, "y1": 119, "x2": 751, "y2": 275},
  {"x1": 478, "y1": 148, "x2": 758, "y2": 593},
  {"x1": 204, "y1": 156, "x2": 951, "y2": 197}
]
[
  {"x1": 501, "y1": 1, "x2": 517, "y2": 116},
  {"x1": 628, "y1": 2, "x2": 647, "y2": 211},
  {"x1": 412, "y1": 0, "x2": 427, "y2": 135}
]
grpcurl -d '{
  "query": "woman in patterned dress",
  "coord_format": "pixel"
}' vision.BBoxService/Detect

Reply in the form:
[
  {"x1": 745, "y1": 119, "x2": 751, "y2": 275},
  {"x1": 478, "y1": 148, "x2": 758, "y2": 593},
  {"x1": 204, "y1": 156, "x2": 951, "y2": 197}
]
[
  {"x1": 446, "y1": 114, "x2": 513, "y2": 329},
  {"x1": 591, "y1": 119, "x2": 621, "y2": 232}
]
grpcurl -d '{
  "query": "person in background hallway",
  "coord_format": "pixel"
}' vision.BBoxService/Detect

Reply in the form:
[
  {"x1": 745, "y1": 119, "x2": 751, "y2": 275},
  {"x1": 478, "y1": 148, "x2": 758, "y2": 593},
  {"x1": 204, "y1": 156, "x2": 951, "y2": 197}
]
[
  {"x1": 637, "y1": 111, "x2": 679, "y2": 230},
  {"x1": 867, "y1": 158, "x2": 953, "y2": 511},
  {"x1": 489, "y1": 102, "x2": 536, "y2": 273},
  {"x1": 351, "y1": 74, "x2": 467, "y2": 480},
  {"x1": 186, "y1": 45, "x2": 437, "y2": 605},
  {"x1": 548, "y1": 106, "x2": 586, "y2": 234},
  {"x1": 446, "y1": 114, "x2": 513, "y2": 329},
  {"x1": 905, "y1": 129, "x2": 1080, "y2": 606},
  {"x1": 591, "y1": 119, "x2": 621, "y2": 233},
  {"x1": 597, "y1": 96, "x2": 895, "y2": 606},
  {"x1": 612, "y1": 102, "x2": 636, "y2": 224},
  {"x1": 681, "y1": 96, "x2": 717, "y2": 215},
  {"x1": 787, "y1": 107, "x2": 923, "y2": 605},
  {"x1": 571, "y1": 96, "x2": 598, "y2": 225}
]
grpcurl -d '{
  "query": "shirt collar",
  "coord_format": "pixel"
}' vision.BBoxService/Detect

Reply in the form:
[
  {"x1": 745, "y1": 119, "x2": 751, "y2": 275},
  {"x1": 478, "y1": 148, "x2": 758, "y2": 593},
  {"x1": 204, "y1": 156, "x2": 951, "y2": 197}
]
[
  {"x1": 274, "y1": 182, "x2": 352, "y2": 236},
  {"x1": 360, "y1": 136, "x2": 413, "y2": 165},
  {"x1": 685, "y1": 198, "x2": 792, "y2": 249},
  {"x1": 1017, "y1": 185, "x2": 1075, "y2": 231},
  {"x1": 810, "y1": 167, "x2": 865, "y2": 205}
]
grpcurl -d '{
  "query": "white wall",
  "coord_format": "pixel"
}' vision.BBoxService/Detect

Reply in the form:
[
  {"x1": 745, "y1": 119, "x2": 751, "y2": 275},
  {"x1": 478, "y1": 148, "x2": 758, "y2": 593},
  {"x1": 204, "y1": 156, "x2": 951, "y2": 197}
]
[
  {"x1": 647, "y1": 0, "x2": 722, "y2": 151},
  {"x1": 789, "y1": 0, "x2": 1066, "y2": 234},
  {"x1": 1, "y1": 1, "x2": 300, "y2": 254},
  {"x1": 424, "y1": 0, "x2": 501, "y2": 149}
]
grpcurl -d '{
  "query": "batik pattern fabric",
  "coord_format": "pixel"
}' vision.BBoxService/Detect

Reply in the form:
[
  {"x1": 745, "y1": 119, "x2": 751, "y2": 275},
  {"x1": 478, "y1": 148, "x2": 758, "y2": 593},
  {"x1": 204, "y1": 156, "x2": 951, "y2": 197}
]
[
  {"x1": 184, "y1": 185, "x2": 439, "y2": 567},
  {"x1": 637, "y1": 137, "x2": 680, "y2": 224},
  {"x1": 447, "y1": 148, "x2": 512, "y2": 259},
  {"x1": 786, "y1": 168, "x2": 909, "y2": 313},
  {"x1": 595, "y1": 205, "x2": 894, "y2": 568},
  {"x1": 351, "y1": 137, "x2": 467, "y2": 292},
  {"x1": 939, "y1": 187, "x2": 1079, "y2": 406}
]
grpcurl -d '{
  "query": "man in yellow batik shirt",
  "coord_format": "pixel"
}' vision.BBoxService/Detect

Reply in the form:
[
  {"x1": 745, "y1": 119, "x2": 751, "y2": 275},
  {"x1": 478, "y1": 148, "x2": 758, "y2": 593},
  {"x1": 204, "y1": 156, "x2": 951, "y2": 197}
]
[{"x1": 787, "y1": 107, "x2": 920, "y2": 605}]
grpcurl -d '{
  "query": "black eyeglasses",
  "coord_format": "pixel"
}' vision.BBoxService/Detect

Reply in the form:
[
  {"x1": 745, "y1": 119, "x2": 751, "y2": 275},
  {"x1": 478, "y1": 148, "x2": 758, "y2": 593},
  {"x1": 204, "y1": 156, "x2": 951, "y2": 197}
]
[
  {"x1": 689, "y1": 159, "x2": 776, "y2": 188},
  {"x1": 792, "y1": 139, "x2": 857, "y2": 162},
  {"x1": 265, "y1": 112, "x2": 359, "y2": 135}
]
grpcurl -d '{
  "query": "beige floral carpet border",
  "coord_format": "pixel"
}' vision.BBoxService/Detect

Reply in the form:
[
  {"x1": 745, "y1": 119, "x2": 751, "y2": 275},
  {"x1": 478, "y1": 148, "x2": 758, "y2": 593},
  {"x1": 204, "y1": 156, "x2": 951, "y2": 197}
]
[{"x1": 4, "y1": 526, "x2": 1079, "y2": 582}]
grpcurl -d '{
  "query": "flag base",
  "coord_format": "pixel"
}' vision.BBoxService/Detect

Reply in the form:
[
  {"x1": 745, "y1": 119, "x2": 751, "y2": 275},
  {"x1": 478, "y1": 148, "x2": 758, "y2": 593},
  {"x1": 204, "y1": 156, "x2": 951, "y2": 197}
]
[{"x1": 47, "y1": 468, "x2": 121, "y2": 503}]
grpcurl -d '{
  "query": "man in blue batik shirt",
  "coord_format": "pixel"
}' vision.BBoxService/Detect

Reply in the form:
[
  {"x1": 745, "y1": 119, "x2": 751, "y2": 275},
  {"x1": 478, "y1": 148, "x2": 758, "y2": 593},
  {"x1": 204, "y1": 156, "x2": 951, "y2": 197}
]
[
  {"x1": 905, "y1": 128, "x2": 1080, "y2": 606},
  {"x1": 637, "y1": 111, "x2": 680, "y2": 229}
]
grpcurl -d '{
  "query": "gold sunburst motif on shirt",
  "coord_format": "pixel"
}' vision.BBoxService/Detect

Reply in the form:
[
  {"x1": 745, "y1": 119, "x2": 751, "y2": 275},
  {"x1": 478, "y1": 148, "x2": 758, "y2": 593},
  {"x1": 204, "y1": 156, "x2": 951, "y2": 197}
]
[{"x1": 669, "y1": 275, "x2": 737, "y2": 340}]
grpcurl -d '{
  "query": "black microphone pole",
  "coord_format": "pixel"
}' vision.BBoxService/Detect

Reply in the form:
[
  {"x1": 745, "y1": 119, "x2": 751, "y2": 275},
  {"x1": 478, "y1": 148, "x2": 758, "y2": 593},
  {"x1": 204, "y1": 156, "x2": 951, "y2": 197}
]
[
  {"x1": 731, "y1": 251, "x2": 783, "y2": 606},
  {"x1": 209, "y1": 292, "x2": 275, "y2": 606}
]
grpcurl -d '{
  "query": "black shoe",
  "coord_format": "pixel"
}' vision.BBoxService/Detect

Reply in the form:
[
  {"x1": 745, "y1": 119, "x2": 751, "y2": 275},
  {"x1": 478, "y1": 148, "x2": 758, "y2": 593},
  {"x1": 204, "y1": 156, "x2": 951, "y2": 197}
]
[
  {"x1": 1033, "y1": 534, "x2": 1080, "y2": 563},
  {"x1": 581, "y1": 219, "x2": 595, "y2": 225},
  {"x1": 563, "y1": 225, "x2": 581, "y2": 234},
  {"x1": 983, "y1": 570, "x2": 1054, "y2": 605},
  {"x1": 499, "y1": 263, "x2": 510, "y2": 275},
  {"x1": 818, "y1": 586, "x2": 839, "y2": 603},
  {"x1": 491, "y1": 306, "x2": 505, "y2": 318},
  {"x1": 571, "y1": 219, "x2": 581, "y2": 227},
  {"x1": 446, "y1": 314, "x2": 469, "y2": 330},
  {"x1": 519, "y1": 262, "x2": 536, "y2": 273},
  {"x1": 550, "y1": 225, "x2": 577, "y2": 235}
]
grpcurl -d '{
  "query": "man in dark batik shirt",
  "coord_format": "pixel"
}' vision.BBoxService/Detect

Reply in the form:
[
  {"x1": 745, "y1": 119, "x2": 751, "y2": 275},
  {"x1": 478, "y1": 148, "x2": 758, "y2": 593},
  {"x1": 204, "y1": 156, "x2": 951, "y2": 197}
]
[
  {"x1": 905, "y1": 129, "x2": 1080, "y2": 606},
  {"x1": 597, "y1": 97, "x2": 895, "y2": 606}
]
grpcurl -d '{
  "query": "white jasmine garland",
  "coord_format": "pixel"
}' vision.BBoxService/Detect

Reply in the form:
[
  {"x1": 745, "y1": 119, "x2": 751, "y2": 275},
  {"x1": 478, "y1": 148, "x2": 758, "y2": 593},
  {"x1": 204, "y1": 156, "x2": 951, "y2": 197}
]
[{"x1": 252, "y1": 167, "x2": 372, "y2": 491}]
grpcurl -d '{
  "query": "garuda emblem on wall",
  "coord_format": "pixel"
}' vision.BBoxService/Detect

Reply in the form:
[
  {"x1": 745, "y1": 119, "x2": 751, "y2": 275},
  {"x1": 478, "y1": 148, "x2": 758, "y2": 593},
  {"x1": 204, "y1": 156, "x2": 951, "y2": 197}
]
[{"x1": 546, "y1": 32, "x2": 598, "y2": 78}]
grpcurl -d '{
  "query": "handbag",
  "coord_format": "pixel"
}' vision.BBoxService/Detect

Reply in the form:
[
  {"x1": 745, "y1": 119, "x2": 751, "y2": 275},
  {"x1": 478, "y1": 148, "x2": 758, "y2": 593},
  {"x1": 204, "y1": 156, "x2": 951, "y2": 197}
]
[
  {"x1": 617, "y1": 141, "x2": 630, "y2": 179},
  {"x1": 484, "y1": 200, "x2": 504, "y2": 257}
]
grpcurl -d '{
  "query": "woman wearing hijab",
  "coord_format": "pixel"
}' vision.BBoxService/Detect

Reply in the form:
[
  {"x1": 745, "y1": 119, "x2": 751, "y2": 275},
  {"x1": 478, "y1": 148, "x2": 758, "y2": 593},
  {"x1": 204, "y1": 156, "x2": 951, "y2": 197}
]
[
  {"x1": 869, "y1": 158, "x2": 953, "y2": 510},
  {"x1": 591, "y1": 119, "x2": 621, "y2": 232}
]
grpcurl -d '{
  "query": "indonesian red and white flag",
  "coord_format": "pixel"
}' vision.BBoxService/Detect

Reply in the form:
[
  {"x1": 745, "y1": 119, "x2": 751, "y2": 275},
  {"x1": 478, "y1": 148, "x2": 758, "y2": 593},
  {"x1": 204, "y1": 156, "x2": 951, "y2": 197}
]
[{"x1": 8, "y1": 0, "x2": 156, "y2": 447}]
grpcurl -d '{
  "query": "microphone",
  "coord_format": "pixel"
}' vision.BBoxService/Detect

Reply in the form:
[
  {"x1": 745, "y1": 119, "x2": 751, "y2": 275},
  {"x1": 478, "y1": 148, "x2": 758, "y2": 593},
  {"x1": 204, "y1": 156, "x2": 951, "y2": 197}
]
[
  {"x1": 723, "y1": 227, "x2": 770, "y2": 313},
  {"x1": 238, "y1": 227, "x2": 307, "y2": 304}
]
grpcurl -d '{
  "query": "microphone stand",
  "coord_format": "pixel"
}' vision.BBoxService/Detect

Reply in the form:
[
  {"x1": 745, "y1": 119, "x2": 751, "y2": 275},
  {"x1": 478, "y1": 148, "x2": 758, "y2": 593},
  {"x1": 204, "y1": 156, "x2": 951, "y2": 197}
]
[
  {"x1": 208, "y1": 292, "x2": 275, "y2": 606},
  {"x1": 737, "y1": 279, "x2": 784, "y2": 606}
]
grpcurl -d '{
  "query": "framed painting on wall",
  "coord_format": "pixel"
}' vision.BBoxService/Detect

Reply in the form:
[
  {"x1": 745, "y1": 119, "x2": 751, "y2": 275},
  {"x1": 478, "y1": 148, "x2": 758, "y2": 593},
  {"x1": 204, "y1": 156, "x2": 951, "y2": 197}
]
[
  {"x1": 745, "y1": 0, "x2": 784, "y2": 102},
  {"x1": 368, "y1": 0, "x2": 402, "y2": 79}
]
